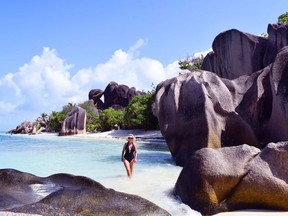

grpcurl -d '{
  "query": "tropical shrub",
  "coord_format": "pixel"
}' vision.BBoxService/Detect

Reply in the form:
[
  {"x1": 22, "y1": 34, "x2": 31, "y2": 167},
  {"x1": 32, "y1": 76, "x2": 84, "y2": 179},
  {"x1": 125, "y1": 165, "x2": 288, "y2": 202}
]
[
  {"x1": 278, "y1": 12, "x2": 288, "y2": 24},
  {"x1": 124, "y1": 93, "x2": 158, "y2": 130},
  {"x1": 179, "y1": 54, "x2": 204, "y2": 71},
  {"x1": 99, "y1": 108, "x2": 124, "y2": 131},
  {"x1": 46, "y1": 111, "x2": 66, "y2": 132}
]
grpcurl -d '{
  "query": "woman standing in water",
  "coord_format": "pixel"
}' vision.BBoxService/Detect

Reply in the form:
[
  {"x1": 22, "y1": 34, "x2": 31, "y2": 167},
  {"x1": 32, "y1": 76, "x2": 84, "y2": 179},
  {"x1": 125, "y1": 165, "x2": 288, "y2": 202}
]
[{"x1": 121, "y1": 134, "x2": 138, "y2": 177}]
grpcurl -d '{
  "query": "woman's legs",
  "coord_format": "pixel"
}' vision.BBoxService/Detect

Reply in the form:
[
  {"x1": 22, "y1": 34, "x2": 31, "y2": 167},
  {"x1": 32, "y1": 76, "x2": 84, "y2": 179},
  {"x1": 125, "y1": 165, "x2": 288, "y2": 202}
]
[
  {"x1": 123, "y1": 159, "x2": 132, "y2": 177},
  {"x1": 123, "y1": 159, "x2": 136, "y2": 177},
  {"x1": 130, "y1": 159, "x2": 135, "y2": 175}
]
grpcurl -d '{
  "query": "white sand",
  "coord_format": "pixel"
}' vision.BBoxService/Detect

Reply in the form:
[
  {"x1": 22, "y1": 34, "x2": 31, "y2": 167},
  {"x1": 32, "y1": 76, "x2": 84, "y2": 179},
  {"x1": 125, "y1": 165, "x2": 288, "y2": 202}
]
[{"x1": 73, "y1": 129, "x2": 163, "y2": 140}]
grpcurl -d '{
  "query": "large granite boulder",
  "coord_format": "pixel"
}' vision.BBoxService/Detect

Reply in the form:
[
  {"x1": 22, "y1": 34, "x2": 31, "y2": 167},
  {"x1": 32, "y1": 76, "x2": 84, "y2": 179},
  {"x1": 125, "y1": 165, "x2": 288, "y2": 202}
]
[
  {"x1": 0, "y1": 169, "x2": 170, "y2": 216},
  {"x1": 154, "y1": 71, "x2": 260, "y2": 166},
  {"x1": 256, "y1": 46, "x2": 288, "y2": 142},
  {"x1": 201, "y1": 29, "x2": 267, "y2": 79},
  {"x1": 174, "y1": 142, "x2": 288, "y2": 215},
  {"x1": 103, "y1": 81, "x2": 142, "y2": 109},
  {"x1": 155, "y1": 45, "x2": 288, "y2": 166},
  {"x1": 59, "y1": 106, "x2": 86, "y2": 136}
]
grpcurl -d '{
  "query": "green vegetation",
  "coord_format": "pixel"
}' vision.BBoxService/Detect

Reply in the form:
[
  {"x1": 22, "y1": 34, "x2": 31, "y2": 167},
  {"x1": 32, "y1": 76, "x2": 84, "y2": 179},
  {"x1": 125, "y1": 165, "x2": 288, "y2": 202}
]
[
  {"x1": 78, "y1": 101, "x2": 100, "y2": 132},
  {"x1": 45, "y1": 91, "x2": 159, "y2": 132},
  {"x1": 46, "y1": 103, "x2": 77, "y2": 132},
  {"x1": 178, "y1": 54, "x2": 204, "y2": 71},
  {"x1": 99, "y1": 108, "x2": 124, "y2": 131},
  {"x1": 278, "y1": 12, "x2": 288, "y2": 24},
  {"x1": 124, "y1": 93, "x2": 158, "y2": 130},
  {"x1": 260, "y1": 32, "x2": 268, "y2": 38},
  {"x1": 46, "y1": 111, "x2": 66, "y2": 132}
]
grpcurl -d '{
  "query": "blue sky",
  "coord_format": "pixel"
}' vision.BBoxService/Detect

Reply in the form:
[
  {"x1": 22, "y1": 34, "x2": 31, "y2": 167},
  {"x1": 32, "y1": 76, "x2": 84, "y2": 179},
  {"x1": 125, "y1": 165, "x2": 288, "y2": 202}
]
[{"x1": 0, "y1": 0, "x2": 287, "y2": 131}]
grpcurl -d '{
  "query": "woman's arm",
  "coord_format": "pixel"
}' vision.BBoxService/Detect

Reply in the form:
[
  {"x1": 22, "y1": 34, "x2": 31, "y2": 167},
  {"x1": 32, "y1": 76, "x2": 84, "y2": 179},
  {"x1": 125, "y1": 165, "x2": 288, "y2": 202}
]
[
  {"x1": 134, "y1": 143, "x2": 138, "y2": 162},
  {"x1": 121, "y1": 143, "x2": 127, "y2": 161}
]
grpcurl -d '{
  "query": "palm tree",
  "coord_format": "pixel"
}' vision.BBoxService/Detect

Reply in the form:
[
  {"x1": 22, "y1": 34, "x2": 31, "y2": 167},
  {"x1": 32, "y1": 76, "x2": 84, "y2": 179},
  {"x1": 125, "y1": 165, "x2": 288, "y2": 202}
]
[{"x1": 40, "y1": 113, "x2": 48, "y2": 123}]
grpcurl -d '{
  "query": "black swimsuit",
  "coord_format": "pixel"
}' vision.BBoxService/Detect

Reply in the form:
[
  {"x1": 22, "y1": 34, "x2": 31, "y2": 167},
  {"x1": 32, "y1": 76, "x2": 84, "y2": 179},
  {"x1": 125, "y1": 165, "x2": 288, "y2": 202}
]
[{"x1": 124, "y1": 143, "x2": 135, "y2": 162}]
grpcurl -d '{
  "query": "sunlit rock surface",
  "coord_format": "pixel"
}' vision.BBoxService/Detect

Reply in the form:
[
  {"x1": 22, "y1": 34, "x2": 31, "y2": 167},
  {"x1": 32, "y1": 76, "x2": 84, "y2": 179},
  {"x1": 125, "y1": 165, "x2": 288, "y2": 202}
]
[{"x1": 59, "y1": 106, "x2": 87, "y2": 136}]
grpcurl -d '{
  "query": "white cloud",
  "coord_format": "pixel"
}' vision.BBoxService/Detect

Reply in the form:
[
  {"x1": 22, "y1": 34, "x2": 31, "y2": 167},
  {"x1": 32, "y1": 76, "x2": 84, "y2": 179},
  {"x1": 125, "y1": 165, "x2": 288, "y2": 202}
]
[
  {"x1": 128, "y1": 38, "x2": 148, "y2": 55},
  {"x1": 193, "y1": 48, "x2": 213, "y2": 59},
  {"x1": 0, "y1": 101, "x2": 18, "y2": 112},
  {"x1": 72, "y1": 40, "x2": 180, "y2": 92},
  {"x1": 0, "y1": 39, "x2": 183, "y2": 130},
  {"x1": 0, "y1": 47, "x2": 78, "y2": 114},
  {"x1": 0, "y1": 73, "x2": 21, "y2": 97}
]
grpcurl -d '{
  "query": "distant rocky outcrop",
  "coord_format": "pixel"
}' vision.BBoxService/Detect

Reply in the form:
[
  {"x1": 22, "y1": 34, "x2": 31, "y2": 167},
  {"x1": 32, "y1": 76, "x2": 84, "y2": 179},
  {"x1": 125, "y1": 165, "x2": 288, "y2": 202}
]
[
  {"x1": 88, "y1": 82, "x2": 142, "y2": 111},
  {"x1": 0, "y1": 169, "x2": 170, "y2": 216},
  {"x1": 8, "y1": 81, "x2": 142, "y2": 135},
  {"x1": 59, "y1": 106, "x2": 86, "y2": 136},
  {"x1": 103, "y1": 81, "x2": 143, "y2": 109},
  {"x1": 155, "y1": 24, "x2": 288, "y2": 167},
  {"x1": 59, "y1": 82, "x2": 142, "y2": 135},
  {"x1": 175, "y1": 142, "x2": 288, "y2": 215},
  {"x1": 7, "y1": 120, "x2": 50, "y2": 135},
  {"x1": 7, "y1": 121, "x2": 37, "y2": 134}
]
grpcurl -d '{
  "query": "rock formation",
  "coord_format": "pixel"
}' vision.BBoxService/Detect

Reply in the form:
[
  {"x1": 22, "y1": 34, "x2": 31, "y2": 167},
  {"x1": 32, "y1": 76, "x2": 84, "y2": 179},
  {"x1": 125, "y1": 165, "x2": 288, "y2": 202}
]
[
  {"x1": 155, "y1": 24, "x2": 288, "y2": 167},
  {"x1": 103, "y1": 81, "x2": 142, "y2": 109},
  {"x1": 155, "y1": 71, "x2": 261, "y2": 166},
  {"x1": 201, "y1": 29, "x2": 267, "y2": 79},
  {"x1": 174, "y1": 143, "x2": 288, "y2": 215},
  {"x1": 263, "y1": 23, "x2": 288, "y2": 66},
  {"x1": 7, "y1": 121, "x2": 36, "y2": 134},
  {"x1": 59, "y1": 106, "x2": 86, "y2": 136},
  {"x1": 88, "y1": 89, "x2": 105, "y2": 110},
  {"x1": 153, "y1": 22, "x2": 288, "y2": 214},
  {"x1": 201, "y1": 23, "x2": 288, "y2": 80},
  {"x1": 8, "y1": 81, "x2": 142, "y2": 135},
  {"x1": 0, "y1": 169, "x2": 170, "y2": 216},
  {"x1": 7, "y1": 120, "x2": 49, "y2": 135}
]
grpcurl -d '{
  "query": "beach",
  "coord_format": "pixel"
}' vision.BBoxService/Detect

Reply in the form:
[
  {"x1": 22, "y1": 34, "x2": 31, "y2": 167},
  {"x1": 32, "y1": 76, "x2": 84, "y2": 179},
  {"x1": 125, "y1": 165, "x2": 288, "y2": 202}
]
[{"x1": 1, "y1": 130, "x2": 287, "y2": 216}]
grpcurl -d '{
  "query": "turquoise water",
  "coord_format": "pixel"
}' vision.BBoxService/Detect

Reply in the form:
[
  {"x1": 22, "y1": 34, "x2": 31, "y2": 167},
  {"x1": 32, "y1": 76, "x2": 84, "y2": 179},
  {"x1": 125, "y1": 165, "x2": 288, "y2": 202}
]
[{"x1": 0, "y1": 133, "x2": 200, "y2": 216}]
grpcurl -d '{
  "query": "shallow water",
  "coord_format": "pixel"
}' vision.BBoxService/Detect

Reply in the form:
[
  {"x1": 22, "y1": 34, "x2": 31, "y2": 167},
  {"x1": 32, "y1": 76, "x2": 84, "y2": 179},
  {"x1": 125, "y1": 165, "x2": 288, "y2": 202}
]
[{"x1": 0, "y1": 133, "x2": 200, "y2": 215}]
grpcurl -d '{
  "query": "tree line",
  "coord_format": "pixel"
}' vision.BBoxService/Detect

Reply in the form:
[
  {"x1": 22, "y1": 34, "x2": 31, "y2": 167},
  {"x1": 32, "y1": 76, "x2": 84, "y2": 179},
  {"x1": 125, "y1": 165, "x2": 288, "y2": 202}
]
[{"x1": 39, "y1": 91, "x2": 158, "y2": 132}]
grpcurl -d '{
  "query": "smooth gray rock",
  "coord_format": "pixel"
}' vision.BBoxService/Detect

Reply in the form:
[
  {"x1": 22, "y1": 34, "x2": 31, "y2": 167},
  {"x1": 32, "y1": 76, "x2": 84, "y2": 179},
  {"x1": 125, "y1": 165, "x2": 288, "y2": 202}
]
[
  {"x1": 103, "y1": 81, "x2": 142, "y2": 109},
  {"x1": 59, "y1": 106, "x2": 86, "y2": 136},
  {"x1": 154, "y1": 71, "x2": 260, "y2": 166},
  {"x1": 155, "y1": 45, "x2": 288, "y2": 166},
  {"x1": 0, "y1": 169, "x2": 170, "y2": 216},
  {"x1": 201, "y1": 29, "x2": 267, "y2": 79},
  {"x1": 263, "y1": 23, "x2": 288, "y2": 66},
  {"x1": 174, "y1": 143, "x2": 288, "y2": 215}
]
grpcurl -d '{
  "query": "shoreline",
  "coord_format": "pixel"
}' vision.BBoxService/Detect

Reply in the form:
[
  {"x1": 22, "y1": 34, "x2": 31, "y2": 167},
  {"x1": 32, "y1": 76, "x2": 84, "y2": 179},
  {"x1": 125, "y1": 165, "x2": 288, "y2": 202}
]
[
  {"x1": 35, "y1": 129, "x2": 166, "y2": 144},
  {"x1": 74, "y1": 129, "x2": 164, "y2": 140}
]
